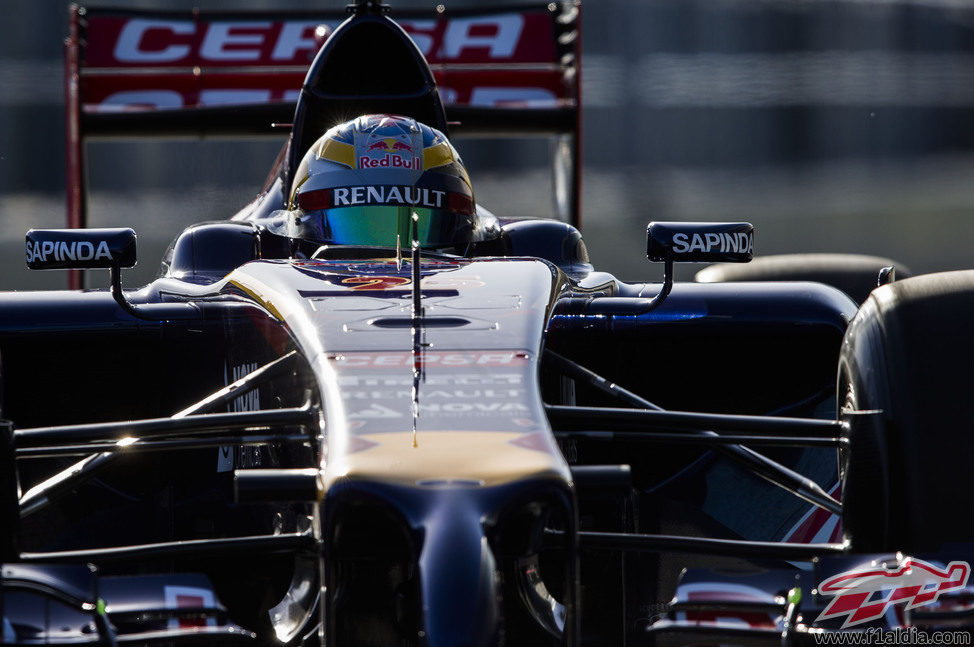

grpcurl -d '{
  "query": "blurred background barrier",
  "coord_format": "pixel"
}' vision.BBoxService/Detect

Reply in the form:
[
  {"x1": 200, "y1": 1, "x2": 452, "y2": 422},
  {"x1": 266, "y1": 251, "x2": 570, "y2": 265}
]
[{"x1": 3, "y1": 0, "x2": 974, "y2": 289}]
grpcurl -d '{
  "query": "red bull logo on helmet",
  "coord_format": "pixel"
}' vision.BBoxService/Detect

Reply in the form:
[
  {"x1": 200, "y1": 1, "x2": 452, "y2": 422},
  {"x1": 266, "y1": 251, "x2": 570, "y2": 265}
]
[
  {"x1": 816, "y1": 557, "x2": 970, "y2": 628},
  {"x1": 359, "y1": 154, "x2": 421, "y2": 170},
  {"x1": 367, "y1": 138, "x2": 412, "y2": 152},
  {"x1": 360, "y1": 136, "x2": 419, "y2": 169}
]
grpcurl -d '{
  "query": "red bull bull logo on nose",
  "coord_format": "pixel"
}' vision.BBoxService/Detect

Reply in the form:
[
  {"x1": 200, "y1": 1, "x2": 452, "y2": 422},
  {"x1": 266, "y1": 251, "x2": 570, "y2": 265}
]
[{"x1": 816, "y1": 557, "x2": 970, "y2": 628}]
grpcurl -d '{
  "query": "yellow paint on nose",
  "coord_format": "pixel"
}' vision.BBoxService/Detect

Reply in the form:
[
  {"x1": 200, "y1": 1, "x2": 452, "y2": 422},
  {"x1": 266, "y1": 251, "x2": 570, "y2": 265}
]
[{"x1": 326, "y1": 430, "x2": 568, "y2": 489}]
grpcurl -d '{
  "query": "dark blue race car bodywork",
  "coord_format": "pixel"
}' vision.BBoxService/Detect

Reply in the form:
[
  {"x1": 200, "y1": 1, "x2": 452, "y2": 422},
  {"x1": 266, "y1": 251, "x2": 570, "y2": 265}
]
[{"x1": 3, "y1": 2, "x2": 973, "y2": 646}]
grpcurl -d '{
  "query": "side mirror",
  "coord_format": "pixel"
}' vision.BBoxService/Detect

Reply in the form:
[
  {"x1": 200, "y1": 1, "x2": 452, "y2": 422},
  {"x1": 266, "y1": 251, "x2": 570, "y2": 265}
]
[
  {"x1": 556, "y1": 221, "x2": 755, "y2": 317},
  {"x1": 24, "y1": 228, "x2": 198, "y2": 321},
  {"x1": 26, "y1": 228, "x2": 158, "y2": 318},
  {"x1": 633, "y1": 221, "x2": 754, "y2": 314},
  {"x1": 647, "y1": 221, "x2": 753, "y2": 264},
  {"x1": 26, "y1": 228, "x2": 136, "y2": 270}
]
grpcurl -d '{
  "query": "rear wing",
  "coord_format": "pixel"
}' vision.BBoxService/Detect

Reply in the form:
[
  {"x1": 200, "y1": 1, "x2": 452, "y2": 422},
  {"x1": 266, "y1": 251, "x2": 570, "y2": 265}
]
[{"x1": 64, "y1": 2, "x2": 581, "y2": 262}]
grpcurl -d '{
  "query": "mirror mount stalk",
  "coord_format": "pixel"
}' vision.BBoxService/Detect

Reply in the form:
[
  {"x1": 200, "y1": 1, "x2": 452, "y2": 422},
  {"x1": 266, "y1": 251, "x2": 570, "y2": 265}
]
[
  {"x1": 639, "y1": 257, "x2": 674, "y2": 314},
  {"x1": 110, "y1": 262, "x2": 152, "y2": 320},
  {"x1": 553, "y1": 259, "x2": 672, "y2": 317}
]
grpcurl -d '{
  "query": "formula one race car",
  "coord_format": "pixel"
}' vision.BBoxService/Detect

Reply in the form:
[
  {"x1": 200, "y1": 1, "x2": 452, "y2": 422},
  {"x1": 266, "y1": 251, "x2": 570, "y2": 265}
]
[{"x1": 3, "y1": 2, "x2": 974, "y2": 646}]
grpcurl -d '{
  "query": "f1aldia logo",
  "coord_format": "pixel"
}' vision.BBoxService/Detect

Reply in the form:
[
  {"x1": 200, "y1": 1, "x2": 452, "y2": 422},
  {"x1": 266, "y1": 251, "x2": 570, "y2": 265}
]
[{"x1": 816, "y1": 557, "x2": 970, "y2": 628}]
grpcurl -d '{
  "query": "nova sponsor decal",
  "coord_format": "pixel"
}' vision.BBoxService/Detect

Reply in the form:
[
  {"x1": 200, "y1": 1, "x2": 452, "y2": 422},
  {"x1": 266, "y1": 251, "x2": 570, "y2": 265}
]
[
  {"x1": 332, "y1": 186, "x2": 444, "y2": 207},
  {"x1": 347, "y1": 399, "x2": 530, "y2": 419},
  {"x1": 672, "y1": 231, "x2": 753, "y2": 255},
  {"x1": 421, "y1": 401, "x2": 529, "y2": 414},
  {"x1": 815, "y1": 557, "x2": 970, "y2": 628},
  {"x1": 217, "y1": 362, "x2": 261, "y2": 473},
  {"x1": 228, "y1": 362, "x2": 260, "y2": 413},
  {"x1": 26, "y1": 239, "x2": 112, "y2": 264},
  {"x1": 339, "y1": 364, "x2": 530, "y2": 426}
]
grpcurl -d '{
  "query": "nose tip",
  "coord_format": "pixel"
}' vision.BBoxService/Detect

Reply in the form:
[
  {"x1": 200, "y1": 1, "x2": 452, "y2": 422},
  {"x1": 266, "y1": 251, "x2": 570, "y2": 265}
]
[{"x1": 417, "y1": 497, "x2": 501, "y2": 647}]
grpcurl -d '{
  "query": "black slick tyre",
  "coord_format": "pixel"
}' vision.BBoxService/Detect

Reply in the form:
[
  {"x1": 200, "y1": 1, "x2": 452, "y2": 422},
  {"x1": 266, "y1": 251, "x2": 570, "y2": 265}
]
[
  {"x1": 696, "y1": 253, "x2": 912, "y2": 304},
  {"x1": 839, "y1": 271, "x2": 974, "y2": 552}
]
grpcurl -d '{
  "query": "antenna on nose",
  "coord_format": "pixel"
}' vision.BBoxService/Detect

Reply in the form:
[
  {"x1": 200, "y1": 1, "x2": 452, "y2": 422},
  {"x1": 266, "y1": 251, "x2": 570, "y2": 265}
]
[{"x1": 410, "y1": 210, "x2": 427, "y2": 448}]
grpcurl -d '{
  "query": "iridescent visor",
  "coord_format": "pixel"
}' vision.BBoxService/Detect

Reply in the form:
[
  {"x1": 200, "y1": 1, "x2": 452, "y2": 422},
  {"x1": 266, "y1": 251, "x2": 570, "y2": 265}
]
[{"x1": 297, "y1": 206, "x2": 467, "y2": 248}]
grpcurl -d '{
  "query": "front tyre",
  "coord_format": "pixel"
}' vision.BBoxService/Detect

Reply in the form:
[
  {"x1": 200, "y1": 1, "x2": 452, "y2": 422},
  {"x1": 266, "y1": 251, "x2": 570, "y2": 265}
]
[{"x1": 839, "y1": 271, "x2": 974, "y2": 552}]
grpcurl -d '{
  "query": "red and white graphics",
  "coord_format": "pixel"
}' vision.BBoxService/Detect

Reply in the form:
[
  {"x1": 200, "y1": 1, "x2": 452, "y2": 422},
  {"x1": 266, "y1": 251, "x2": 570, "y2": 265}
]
[
  {"x1": 84, "y1": 12, "x2": 558, "y2": 67},
  {"x1": 75, "y1": 6, "x2": 576, "y2": 113},
  {"x1": 163, "y1": 585, "x2": 217, "y2": 630},
  {"x1": 784, "y1": 482, "x2": 842, "y2": 544},
  {"x1": 355, "y1": 117, "x2": 423, "y2": 172},
  {"x1": 677, "y1": 582, "x2": 780, "y2": 629},
  {"x1": 816, "y1": 557, "x2": 971, "y2": 628}
]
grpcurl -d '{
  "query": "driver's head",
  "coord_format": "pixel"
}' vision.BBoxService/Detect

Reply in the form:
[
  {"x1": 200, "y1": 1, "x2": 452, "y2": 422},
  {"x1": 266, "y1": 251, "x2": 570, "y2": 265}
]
[{"x1": 287, "y1": 114, "x2": 490, "y2": 251}]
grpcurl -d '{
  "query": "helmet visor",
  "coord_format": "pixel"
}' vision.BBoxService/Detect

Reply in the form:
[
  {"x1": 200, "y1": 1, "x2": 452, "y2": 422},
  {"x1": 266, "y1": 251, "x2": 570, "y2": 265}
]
[{"x1": 292, "y1": 206, "x2": 472, "y2": 249}]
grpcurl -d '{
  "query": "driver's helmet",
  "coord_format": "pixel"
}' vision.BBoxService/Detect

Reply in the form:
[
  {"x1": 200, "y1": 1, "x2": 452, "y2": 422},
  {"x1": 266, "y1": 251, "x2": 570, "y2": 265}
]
[{"x1": 286, "y1": 114, "x2": 493, "y2": 251}]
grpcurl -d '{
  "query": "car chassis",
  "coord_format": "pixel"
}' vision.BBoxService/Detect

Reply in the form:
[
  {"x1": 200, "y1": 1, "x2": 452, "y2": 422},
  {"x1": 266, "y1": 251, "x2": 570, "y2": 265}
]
[{"x1": 3, "y1": 2, "x2": 974, "y2": 646}]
